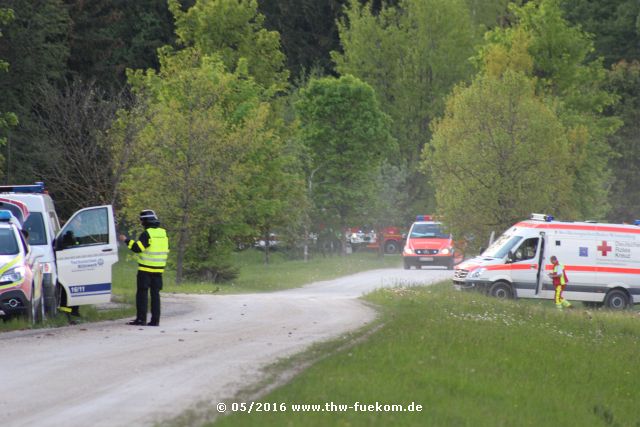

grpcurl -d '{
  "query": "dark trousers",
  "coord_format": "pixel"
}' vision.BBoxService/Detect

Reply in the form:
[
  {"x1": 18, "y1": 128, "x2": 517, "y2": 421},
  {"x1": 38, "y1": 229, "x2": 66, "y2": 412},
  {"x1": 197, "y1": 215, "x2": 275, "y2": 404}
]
[{"x1": 136, "y1": 270, "x2": 163, "y2": 324}]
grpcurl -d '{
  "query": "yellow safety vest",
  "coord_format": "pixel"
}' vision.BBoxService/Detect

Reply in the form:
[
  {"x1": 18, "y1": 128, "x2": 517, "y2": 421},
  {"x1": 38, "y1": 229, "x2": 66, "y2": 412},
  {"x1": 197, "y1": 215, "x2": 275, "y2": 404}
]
[{"x1": 131, "y1": 227, "x2": 169, "y2": 273}]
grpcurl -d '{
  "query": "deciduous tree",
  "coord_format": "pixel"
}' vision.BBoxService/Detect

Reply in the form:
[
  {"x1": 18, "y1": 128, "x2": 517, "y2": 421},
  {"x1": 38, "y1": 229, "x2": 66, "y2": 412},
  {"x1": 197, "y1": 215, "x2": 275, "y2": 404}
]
[
  {"x1": 332, "y1": 0, "x2": 479, "y2": 216},
  {"x1": 426, "y1": 67, "x2": 573, "y2": 245},
  {"x1": 296, "y1": 75, "x2": 396, "y2": 254}
]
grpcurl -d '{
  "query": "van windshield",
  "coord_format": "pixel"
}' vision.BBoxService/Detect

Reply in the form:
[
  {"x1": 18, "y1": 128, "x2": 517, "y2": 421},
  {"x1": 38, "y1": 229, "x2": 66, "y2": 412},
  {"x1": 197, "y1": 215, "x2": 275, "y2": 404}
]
[
  {"x1": 24, "y1": 212, "x2": 46, "y2": 245},
  {"x1": 409, "y1": 223, "x2": 449, "y2": 239},
  {"x1": 482, "y1": 234, "x2": 523, "y2": 259}
]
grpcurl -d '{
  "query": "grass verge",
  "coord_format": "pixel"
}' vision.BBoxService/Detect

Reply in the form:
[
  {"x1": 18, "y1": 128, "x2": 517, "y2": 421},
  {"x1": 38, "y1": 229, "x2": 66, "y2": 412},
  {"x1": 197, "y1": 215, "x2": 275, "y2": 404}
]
[{"x1": 212, "y1": 283, "x2": 640, "y2": 427}]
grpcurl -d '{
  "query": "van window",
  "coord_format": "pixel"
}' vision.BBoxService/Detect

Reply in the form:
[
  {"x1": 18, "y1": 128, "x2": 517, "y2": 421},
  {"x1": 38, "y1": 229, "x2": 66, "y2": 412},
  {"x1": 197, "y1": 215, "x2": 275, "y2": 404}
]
[
  {"x1": 59, "y1": 207, "x2": 109, "y2": 249},
  {"x1": 0, "y1": 228, "x2": 19, "y2": 255},
  {"x1": 483, "y1": 234, "x2": 523, "y2": 258},
  {"x1": 512, "y1": 238, "x2": 539, "y2": 262},
  {"x1": 23, "y1": 212, "x2": 47, "y2": 245}
]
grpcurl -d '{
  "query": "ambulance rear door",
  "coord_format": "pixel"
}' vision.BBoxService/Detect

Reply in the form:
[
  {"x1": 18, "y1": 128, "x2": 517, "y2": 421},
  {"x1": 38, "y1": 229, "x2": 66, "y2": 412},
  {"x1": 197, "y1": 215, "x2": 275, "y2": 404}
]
[{"x1": 54, "y1": 205, "x2": 118, "y2": 306}]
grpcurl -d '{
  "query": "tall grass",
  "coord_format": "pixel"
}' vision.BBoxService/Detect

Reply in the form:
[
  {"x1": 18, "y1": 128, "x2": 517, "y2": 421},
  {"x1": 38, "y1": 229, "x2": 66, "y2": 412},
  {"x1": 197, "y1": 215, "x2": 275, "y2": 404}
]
[{"x1": 214, "y1": 283, "x2": 640, "y2": 427}]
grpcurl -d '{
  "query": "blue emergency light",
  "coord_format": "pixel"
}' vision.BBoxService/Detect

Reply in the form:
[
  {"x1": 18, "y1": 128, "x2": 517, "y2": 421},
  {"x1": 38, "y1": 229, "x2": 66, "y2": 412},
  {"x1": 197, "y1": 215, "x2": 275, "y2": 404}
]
[
  {"x1": 634, "y1": 220, "x2": 640, "y2": 226},
  {"x1": 0, "y1": 210, "x2": 15, "y2": 222},
  {"x1": 0, "y1": 181, "x2": 45, "y2": 194},
  {"x1": 416, "y1": 215, "x2": 433, "y2": 221},
  {"x1": 530, "y1": 213, "x2": 554, "y2": 222}
]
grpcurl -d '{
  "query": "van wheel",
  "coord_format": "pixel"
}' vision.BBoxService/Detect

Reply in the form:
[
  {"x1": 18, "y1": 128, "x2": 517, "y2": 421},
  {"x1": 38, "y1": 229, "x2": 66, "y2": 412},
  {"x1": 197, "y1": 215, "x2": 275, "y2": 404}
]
[
  {"x1": 604, "y1": 289, "x2": 630, "y2": 310},
  {"x1": 489, "y1": 282, "x2": 513, "y2": 299},
  {"x1": 45, "y1": 284, "x2": 61, "y2": 317},
  {"x1": 28, "y1": 282, "x2": 37, "y2": 325}
]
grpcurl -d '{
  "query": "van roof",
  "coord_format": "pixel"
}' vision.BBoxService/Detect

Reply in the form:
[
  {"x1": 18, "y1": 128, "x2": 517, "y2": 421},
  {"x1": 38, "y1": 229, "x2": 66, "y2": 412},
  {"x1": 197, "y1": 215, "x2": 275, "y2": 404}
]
[{"x1": 515, "y1": 219, "x2": 640, "y2": 235}]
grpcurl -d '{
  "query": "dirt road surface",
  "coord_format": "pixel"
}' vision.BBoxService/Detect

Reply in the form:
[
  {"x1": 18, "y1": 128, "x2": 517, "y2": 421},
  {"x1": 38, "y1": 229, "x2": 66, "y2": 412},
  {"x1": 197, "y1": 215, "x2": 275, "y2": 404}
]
[{"x1": 1, "y1": 267, "x2": 451, "y2": 427}]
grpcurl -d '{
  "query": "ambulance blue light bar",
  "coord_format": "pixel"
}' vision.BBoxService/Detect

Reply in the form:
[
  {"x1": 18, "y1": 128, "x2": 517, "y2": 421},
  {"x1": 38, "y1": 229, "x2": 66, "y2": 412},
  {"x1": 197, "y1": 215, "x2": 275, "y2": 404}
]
[
  {"x1": 0, "y1": 182, "x2": 46, "y2": 194},
  {"x1": 416, "y1": 215, "x2": 433, "y2": 221},
  {"x1": 634, "y1": 220, "x2": 640, "y2": 226},
  {"x1": 530, "y1": 213, "x2": 554, "y2": 222}
]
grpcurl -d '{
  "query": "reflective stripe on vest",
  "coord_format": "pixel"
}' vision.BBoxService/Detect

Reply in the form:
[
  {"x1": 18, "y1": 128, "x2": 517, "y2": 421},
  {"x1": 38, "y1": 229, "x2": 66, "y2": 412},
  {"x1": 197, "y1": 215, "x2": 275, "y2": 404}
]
[
  {"x1": 553, "y1": 263, "x2": 567, "y2": 286},
  {"x1": 138, "y1": 227, "x2": 169, "y2": 273}
]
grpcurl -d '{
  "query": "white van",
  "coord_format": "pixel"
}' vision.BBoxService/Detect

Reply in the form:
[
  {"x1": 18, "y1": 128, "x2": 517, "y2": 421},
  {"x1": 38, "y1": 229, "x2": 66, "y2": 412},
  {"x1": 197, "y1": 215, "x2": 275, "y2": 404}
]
[
  {"x1": 453, "y1": 213, "x2": 640, "y2": 309},
  {"x1": 0, "y1": 183, "x2": 118, "y2": 315}
]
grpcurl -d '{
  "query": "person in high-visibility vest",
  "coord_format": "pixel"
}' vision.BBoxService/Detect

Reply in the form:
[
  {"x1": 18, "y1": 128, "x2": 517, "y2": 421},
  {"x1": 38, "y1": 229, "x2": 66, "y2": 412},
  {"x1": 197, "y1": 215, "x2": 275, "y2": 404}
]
[
  {"x1": 549, "y1": 255, "x2": 571, "y2": 309},
  {"x1": 119, "y1": 210, "x2": 169, "y2": 326}
]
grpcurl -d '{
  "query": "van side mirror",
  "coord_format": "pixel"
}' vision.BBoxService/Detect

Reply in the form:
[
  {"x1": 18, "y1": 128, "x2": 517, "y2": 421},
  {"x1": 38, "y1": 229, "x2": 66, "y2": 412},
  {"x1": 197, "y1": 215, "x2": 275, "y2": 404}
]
[{"x1": 507, "y1": 251, "x2": 515, "y2": 263}]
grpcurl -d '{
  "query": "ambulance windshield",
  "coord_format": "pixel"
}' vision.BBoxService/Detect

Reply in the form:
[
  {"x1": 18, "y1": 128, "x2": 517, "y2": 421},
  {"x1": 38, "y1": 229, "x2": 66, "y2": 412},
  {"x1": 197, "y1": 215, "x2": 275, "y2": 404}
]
[{"x1": 482, "y1": 234, "x2": 523, "y2": 259}]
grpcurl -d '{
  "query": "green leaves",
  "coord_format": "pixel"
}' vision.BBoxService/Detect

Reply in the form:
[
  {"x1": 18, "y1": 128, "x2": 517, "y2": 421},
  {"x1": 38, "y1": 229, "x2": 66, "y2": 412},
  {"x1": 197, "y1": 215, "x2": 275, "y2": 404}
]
[
  {"x1": 332, "y1": 0, "x2": 479, "y2": 216},
  {"x1": 169, "y1": 0, "x2": 288, "y2": 91},
  {"x1": 296, "y1": 75, "x2": 396, "y2": 237},
  {"x1": 427, "y1": 69, "x2": 572, "y2": 242}
]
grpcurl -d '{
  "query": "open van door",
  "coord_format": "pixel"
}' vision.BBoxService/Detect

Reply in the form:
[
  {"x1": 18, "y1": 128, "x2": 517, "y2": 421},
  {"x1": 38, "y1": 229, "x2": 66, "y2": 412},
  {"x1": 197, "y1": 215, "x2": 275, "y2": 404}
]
[
  {"x1": 54, "y1": 205, "x2": 118, "y2": 306},
  {"x1": 535, "y1": 232, "x2": 546, "y2": 296}
]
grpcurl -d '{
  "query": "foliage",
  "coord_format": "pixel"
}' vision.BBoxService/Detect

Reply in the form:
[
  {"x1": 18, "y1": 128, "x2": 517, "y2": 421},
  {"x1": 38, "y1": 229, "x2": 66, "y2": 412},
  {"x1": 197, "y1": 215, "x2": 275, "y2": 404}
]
[
  {"x1": 0, "y1": 6, "x2": 17, "y2": 171},
  {"x1": 561, "y1": 0, "x2": 640, "y2": 66},
  {"x1": 426, "y1": 66, "x2": 572, "y2": 243},
  {"x1": 31, "y1": 79, "x2": 126, "y2": 217},
  {"x1": 168, "y1": 0, "x2": 289, "y2": 91},
  {"x1": 332, "y1": 0, "x2": 479, "y2": 217},
  {"x1": 480, "y1": 0, "x2": 620, "y2": 220},
  {"x1": 258, "y1": 0, "x2": 345, "y2": 79},
  {"x1": 65, "y1": 0, "x2": 176, "y2": 91},
  {"x1": 295, "y1": 74, "x2": 396, "y2": 252},
  {"x1": 119, "y1": 49, "x2": 262, "y2": 282},
  {"x1": 604, "y1": 60, "x2": 640, "y2": 222},
  {"x1": 0, "y1": 0, "x2": 70, "y2": 184}
]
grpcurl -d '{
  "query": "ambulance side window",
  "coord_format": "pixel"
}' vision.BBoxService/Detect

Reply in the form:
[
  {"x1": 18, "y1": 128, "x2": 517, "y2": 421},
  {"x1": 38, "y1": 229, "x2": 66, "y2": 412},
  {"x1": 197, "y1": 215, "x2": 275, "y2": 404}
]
[{"x1": 513, "y1": 238, "x2": 539, "y2": 262}]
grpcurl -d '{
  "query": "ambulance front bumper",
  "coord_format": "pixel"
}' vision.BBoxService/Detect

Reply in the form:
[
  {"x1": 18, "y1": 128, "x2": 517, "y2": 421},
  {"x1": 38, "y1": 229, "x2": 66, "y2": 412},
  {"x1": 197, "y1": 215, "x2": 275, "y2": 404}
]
[{"x1": 453, "y1": 279, "x2": 492, "y2": 292}]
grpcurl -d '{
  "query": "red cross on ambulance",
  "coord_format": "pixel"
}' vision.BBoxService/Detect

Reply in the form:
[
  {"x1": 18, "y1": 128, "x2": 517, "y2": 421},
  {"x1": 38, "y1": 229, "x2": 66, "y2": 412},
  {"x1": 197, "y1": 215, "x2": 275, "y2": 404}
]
[{"x1": 598, "y1": 241, "x2": 612, "y2": 256}]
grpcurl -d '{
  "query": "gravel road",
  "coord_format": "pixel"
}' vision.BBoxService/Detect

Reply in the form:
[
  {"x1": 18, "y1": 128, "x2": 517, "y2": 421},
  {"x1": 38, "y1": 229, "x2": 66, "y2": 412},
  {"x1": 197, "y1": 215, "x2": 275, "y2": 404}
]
[{"x1": 0, "y1": 267, "x2": 451, "y2": 427}]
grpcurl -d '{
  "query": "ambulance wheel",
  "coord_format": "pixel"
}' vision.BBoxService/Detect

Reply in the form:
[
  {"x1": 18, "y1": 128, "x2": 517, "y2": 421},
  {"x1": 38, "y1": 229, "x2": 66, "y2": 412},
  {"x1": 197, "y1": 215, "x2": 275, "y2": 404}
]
[
  {"x1": 489, "y1": 281, "x2": 513, "y2": 299},
  {"x1": 604, "y1": 289, "x2": 630, "y2": 310}
]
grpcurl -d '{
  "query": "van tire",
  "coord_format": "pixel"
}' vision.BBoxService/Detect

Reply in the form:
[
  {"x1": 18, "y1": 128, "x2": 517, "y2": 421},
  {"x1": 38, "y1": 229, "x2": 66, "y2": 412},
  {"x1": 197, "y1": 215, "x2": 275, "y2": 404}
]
[
  {"x1": 489, "y1": 281, "x2": 513, "y2": 299},
  {"x1": 604, "y1": 289, "x2": 630, "y2": 310},
  {"x1": 45, "y1": 284, "x2": 61, "y2": 317}
]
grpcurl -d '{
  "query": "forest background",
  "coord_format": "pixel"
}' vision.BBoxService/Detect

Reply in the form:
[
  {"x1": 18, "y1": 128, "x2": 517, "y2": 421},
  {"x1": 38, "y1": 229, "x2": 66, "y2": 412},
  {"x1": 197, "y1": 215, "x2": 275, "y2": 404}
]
[{"x1": 0, "y1": 0, "x2": 639, "y2": 282}]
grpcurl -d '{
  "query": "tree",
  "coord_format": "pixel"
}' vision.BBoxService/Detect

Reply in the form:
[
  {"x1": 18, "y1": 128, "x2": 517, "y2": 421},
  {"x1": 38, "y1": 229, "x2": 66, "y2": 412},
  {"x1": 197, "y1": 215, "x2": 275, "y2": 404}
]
[
  {"x1": 480, "y1": 0, "x2": 620, "y2": 220},
  {"x1": 426, "y1": 67, "x2": 573, "y2": 246},
  {"x1": 0, "y1": 0, "x2": 70, "y2": 184},
  {"x1": 331, "y1": 0, "x2": 479, "y2": 217},
  {"x1": 168, "y1": 0, "x2": 289, "y2": 91},
  {"x1": 0, "y1": 7, "x2": 18, "y2": 173},
  {"x1": 561, "y1": 0, "x2": 640, "y2": 66},
  {"x1": 31, "y1": 79, "x2": 126, "y2": 218},
  {"x1": 296, "y1": 75, "x2": 397, "y2": 254},
  {"x1": 65, "y1": 0, "x2": 176, "y2": 91},
  {"x1": 119, "y1": 49, "x2": 265, "y2": 282},
  {"x1": 604, "y1": 60, "x2": 640, "y2": 222}
]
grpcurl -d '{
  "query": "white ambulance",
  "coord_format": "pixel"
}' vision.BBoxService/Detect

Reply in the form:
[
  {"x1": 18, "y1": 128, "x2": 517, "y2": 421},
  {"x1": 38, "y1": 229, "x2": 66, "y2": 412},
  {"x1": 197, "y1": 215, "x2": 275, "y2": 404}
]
[
  {"x1": 453, "y1": 213, "x2": 640, "y2": 309},
  {"x1": 0, "y1": 183, "x2": 118, "y2": 316}
]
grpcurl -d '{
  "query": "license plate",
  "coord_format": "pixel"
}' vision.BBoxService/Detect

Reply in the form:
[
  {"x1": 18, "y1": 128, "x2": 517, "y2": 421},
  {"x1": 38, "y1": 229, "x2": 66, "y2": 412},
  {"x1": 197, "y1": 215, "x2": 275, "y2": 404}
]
[{"x1": 419, "y1": 257, "x2": 433, "y2": 262}]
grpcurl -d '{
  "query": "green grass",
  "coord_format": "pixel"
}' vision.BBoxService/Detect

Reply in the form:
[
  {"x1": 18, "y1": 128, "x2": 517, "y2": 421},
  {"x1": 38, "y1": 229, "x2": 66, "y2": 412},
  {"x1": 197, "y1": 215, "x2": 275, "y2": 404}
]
[
  {"x1": 1, "y1": 249, "x2": 400, "y2": 331},
  {"x1": 213, "y1": 283, "x2": 640, "y2": 427}
]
